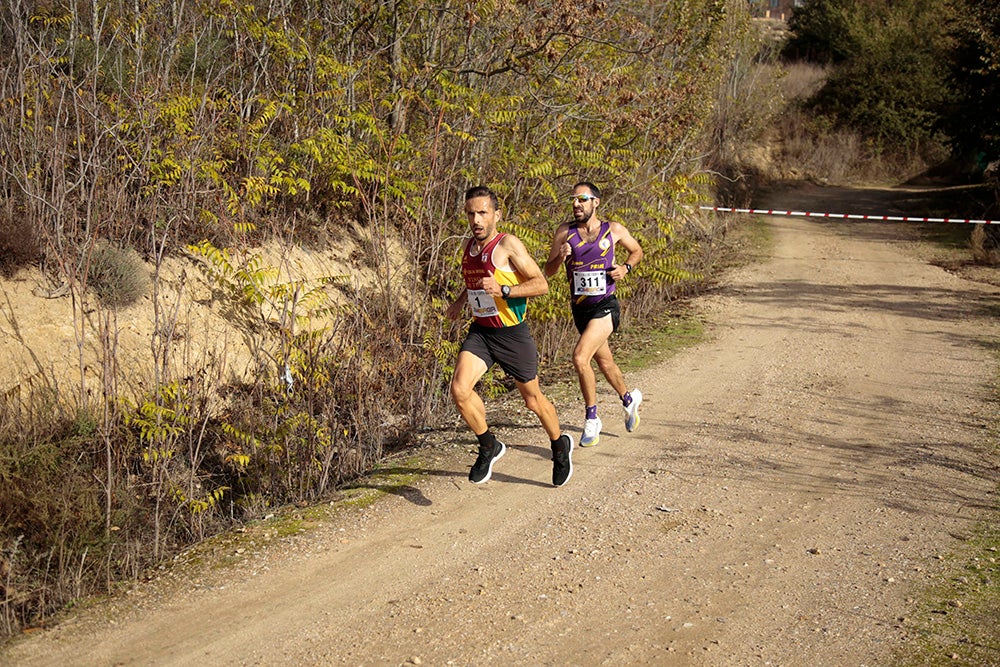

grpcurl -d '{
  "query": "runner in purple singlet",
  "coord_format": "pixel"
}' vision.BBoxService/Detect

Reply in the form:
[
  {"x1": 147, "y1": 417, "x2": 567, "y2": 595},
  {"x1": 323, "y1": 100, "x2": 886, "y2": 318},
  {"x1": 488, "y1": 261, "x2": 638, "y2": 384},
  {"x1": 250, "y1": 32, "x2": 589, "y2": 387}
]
[{"x1": 544, "y1": 182, "x2": 644, "y2": 448}]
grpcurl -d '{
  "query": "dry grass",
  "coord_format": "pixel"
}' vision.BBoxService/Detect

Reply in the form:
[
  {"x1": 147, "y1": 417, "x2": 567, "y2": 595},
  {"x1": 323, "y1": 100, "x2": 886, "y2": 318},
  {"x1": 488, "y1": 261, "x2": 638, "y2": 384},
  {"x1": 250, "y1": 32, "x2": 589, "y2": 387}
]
[{"x1": 777, "y1": 61, "x2": 828, "y2": 102}]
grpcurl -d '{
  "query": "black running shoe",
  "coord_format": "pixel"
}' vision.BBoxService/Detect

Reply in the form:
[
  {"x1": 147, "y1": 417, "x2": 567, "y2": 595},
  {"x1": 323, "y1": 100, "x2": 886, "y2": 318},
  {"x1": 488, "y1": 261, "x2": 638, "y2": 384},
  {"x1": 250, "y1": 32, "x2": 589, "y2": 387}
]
[
  {"x1": 469, "y1": 439, "x2": 506, "y2": 484},
  {"x1": 551, "y1": 434, "x2": 574, "y2": 487}
]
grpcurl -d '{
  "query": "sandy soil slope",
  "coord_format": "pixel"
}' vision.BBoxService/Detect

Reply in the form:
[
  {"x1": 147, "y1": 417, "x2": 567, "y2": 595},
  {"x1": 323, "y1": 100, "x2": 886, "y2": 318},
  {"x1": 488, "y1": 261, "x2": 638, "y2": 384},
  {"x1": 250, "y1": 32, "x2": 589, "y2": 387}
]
[{"x1": 4, "y1": 184, "x2": 1000, "y2": 666}]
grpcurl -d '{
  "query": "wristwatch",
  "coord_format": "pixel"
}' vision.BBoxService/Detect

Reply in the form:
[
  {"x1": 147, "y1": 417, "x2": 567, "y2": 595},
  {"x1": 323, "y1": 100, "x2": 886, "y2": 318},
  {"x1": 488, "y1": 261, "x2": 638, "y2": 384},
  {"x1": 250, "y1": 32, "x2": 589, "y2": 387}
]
[{"x1": 501, "y1": 284, "x2": 511, "y2": 299}]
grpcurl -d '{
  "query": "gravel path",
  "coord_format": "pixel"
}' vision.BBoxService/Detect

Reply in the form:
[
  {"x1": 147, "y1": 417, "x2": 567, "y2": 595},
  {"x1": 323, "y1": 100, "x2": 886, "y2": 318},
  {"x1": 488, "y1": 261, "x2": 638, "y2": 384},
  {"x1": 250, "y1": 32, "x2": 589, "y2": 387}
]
[{"x1": 5, "y1": 185, "x2": 1000, "y2": 666}]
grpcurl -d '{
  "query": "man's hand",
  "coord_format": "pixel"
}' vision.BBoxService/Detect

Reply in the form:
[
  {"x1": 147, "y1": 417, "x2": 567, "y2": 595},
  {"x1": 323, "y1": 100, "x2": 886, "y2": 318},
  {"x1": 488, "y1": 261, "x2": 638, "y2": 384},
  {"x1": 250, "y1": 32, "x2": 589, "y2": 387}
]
[
  {"x1": 608, "y1": 264, "x2": 629, "y2": 281},
  {"x1": 558, "y1": 242, "x2": 572, "y2": 263},
  {"x1": 446, "y1": 289, "x2": 468, "y2": 320},
  {"x1": 481, "y1": 270, "x2": 501, "y2": 297}
]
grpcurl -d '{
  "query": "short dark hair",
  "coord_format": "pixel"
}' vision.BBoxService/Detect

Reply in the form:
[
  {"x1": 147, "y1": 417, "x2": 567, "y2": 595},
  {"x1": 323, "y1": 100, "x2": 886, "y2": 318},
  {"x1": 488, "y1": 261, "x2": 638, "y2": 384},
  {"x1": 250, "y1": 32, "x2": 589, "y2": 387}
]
[
  {"x1": 465, "y1": 185, "x2": 499, "y2": 210},
  {"x1": 574, "y1": 181, "x2": 601, "y2": 199}
]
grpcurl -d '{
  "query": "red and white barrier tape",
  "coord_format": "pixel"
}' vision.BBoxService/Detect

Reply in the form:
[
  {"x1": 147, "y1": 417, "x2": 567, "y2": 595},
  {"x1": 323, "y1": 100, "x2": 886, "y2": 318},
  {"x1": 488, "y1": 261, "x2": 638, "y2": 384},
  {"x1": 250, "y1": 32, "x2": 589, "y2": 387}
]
[{"x1": 699, "y1": 205, "x2": 1000, "y2": 225}]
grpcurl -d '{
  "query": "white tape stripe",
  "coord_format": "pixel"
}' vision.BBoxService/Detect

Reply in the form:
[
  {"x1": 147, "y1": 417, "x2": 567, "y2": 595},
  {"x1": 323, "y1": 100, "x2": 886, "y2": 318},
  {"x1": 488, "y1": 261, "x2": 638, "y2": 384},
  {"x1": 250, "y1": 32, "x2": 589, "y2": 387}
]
[{"x1": 699, "y1": 206, "x2": 999, "y2": 225}]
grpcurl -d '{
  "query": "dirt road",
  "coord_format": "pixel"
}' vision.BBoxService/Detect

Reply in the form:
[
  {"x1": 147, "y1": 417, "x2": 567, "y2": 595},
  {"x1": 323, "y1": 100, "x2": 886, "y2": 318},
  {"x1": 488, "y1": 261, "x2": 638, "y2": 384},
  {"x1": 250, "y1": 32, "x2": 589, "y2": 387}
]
[{"x1": 5, "y1": 185, "x2": 1000, "y2": 666}]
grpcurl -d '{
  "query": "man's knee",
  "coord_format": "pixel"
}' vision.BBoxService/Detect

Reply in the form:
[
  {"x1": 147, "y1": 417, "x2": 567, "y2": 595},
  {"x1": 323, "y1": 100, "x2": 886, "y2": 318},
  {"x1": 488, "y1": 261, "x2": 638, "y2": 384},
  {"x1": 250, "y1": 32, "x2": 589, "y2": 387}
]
[
  {"x1": 522, "y1": 392, "x2": 545, "y2": 415},
  {"x1": 518, "y1": 381, "x2": 546, "y2": 413},
  {"x1": 450, "y1": 379, "x2": 472, "y2": 406},
  {"x1": 572, "y1": 348, "x2": 593, "y2": 371}
]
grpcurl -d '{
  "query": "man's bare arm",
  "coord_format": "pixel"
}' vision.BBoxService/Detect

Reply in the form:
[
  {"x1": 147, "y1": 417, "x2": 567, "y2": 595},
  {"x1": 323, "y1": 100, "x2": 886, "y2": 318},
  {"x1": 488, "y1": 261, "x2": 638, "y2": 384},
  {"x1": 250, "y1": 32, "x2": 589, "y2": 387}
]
[
  {"x1": 543, "y1": 224, "x2": 572, "y2": 277},
  {"x1": 609, "y1": 222, "x2": 644, "y2": 281},
  {"x1": 495, "y1": 235, "x2": 549, "y2": 299}
]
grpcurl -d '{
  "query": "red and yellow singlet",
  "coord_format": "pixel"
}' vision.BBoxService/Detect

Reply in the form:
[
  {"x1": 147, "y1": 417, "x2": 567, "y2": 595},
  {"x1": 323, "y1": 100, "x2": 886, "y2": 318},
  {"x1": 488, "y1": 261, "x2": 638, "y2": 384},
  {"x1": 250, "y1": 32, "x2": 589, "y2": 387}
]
[{"x1": 462, "y1": 233, "x2": 528, "y2": 328}]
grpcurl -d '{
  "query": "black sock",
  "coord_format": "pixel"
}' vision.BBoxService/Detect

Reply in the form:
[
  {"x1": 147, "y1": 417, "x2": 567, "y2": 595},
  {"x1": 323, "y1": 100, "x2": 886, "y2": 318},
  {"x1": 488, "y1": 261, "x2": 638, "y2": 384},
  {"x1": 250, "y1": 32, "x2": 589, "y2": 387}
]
[{"x1": 476, "y1": 430, "x2": 496, "y2": 447}]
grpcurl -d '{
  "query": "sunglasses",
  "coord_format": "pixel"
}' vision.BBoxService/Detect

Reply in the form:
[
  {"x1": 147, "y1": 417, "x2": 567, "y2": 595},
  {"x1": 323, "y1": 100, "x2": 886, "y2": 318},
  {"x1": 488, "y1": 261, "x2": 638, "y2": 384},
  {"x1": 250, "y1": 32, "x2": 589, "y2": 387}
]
[{"x1": 570, "y1": 194, "x2": 598, "y2": 203}]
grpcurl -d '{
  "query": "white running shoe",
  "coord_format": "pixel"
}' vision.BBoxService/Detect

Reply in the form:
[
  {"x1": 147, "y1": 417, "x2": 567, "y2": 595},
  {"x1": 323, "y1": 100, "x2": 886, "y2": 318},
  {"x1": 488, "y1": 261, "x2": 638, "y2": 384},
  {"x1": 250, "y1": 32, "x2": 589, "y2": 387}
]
[
  {"x1": 624, "y1": 389, "x2": 642, "y2": 432},
  {"x1": 581, "y1": 416, "x2": 602, "y2": 447}
]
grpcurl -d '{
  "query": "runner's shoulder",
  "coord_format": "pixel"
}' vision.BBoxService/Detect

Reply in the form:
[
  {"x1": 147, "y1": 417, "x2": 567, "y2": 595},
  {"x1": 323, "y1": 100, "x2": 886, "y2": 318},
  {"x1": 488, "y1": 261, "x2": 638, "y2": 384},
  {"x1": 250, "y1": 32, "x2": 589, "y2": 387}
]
[
  {"x1": 497, "y1": 231, "x2": 527, "y2": 252},
  {"x1": 607, "y1": 219, "x2": 635, "y2": 239}
]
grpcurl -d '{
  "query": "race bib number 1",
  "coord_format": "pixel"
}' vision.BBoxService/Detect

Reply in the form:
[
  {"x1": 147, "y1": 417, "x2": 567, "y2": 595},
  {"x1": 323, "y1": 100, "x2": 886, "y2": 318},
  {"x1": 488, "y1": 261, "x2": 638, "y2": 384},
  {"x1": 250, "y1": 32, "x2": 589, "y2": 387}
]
[
  {"x1": 573, "y1": 269, "x2": 607, "y2": 296},
  {"x1": 468, "y1": 289, "x2": 500, "y2": 318}
]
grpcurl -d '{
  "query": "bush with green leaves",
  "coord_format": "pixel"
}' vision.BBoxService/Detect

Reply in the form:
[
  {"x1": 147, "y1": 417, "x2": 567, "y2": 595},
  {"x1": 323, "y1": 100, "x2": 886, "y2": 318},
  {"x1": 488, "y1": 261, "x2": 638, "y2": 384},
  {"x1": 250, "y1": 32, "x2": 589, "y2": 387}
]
[
  {"x1": 784, "y1": 0, "x2": 953, "y2": 157},
  {"x1": 944, "y1": 0, "x2": 1000, "y2": 166}
]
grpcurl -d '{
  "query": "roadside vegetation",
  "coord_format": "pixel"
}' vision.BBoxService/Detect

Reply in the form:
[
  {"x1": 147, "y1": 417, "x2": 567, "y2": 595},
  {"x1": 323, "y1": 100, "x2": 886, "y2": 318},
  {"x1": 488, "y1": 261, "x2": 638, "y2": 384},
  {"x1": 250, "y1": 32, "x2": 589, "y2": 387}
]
[
  {"x1": 1, "y1": 0, "x2": 998, "y2": 645},
  {"x1": 777, "y1": 0, "x2": 999, "y2": 195},
  {"x1": 0, "y1": 0, "x2": 770, "y2": 637},
  {"x1": 896, "y1": 394, "x2": 1000, "y2": 665}
]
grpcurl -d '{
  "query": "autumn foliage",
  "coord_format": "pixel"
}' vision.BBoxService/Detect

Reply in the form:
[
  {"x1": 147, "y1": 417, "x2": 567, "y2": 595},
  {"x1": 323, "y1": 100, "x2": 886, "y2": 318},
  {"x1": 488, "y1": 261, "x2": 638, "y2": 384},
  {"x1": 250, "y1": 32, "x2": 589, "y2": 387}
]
[{"x1": 0, "y1": 0, "x2": 758, "y2": 636}]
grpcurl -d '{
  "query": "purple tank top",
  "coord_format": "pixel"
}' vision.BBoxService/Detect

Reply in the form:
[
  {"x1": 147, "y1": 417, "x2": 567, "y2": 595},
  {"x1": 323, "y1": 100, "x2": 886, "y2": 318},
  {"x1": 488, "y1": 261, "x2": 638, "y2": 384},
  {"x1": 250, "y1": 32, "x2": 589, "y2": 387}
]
[{"x1": 564, "y1": 221, "x2": 615, "y2": 306}]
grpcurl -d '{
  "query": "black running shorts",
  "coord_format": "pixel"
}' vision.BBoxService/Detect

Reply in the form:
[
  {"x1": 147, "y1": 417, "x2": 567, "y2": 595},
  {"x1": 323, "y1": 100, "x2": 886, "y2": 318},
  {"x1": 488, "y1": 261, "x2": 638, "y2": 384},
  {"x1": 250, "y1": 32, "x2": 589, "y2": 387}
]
[
  {"x1": 461, "y1": 320, "x2": 539, "y2": 383},
  {"x1": 571, "y1": 294, "x2": 621, "y2": 335}
]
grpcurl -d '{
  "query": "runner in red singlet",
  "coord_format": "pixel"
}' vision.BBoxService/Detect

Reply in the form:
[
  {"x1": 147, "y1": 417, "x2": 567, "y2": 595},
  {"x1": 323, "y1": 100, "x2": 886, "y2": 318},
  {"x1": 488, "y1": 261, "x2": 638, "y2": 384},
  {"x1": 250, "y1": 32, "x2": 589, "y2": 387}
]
[{"x1": 446, "y1": 186, "x2": 575, "y2": 487}]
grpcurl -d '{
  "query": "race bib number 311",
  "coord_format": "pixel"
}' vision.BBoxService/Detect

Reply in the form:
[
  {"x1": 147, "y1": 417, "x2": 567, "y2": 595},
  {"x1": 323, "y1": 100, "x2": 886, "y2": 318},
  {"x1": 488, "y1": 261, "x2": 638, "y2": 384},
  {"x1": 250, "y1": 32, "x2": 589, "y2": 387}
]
[{"x1": 573, "y1": 269, "x2": 607, "y2": 296}]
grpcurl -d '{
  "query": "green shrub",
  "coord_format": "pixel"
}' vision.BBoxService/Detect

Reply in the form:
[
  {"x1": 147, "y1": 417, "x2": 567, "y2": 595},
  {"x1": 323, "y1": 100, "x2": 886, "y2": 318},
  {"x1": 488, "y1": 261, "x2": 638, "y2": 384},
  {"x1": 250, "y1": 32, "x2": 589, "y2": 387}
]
[{"x1": 786, "y1": 0, "x2": 953, "y2": 156}]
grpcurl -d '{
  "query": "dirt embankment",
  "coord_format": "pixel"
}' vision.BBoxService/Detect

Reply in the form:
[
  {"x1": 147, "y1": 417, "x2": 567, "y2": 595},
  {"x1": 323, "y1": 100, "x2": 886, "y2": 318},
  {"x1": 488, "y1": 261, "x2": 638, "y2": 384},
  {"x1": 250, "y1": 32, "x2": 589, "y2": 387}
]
[{"x1": 3, "y1": 184, "x2": 1000, "y2": 666}]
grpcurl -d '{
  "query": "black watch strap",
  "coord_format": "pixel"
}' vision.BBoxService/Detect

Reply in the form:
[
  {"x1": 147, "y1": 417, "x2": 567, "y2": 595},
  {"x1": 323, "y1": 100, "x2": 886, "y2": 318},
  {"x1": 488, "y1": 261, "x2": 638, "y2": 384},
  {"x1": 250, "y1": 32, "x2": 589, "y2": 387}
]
[{"x1": 501, "y1": 284, "x2": 511, "y2": 299}]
